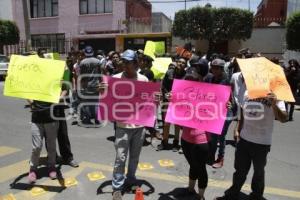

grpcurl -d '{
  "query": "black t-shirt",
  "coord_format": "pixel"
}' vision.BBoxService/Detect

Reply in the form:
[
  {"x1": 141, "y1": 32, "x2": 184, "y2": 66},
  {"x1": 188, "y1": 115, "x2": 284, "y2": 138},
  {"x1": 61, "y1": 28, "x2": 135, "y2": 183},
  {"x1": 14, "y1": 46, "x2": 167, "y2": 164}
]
[
  {"x1": 31, "y1": 101, "x2": 55, "y2": 123},
  {"x1": 140, "y1": 68, "x2": 154, "y2": 82},
  {"x1": 162, "y1": 68, "x2": 186, "y2": 100}
]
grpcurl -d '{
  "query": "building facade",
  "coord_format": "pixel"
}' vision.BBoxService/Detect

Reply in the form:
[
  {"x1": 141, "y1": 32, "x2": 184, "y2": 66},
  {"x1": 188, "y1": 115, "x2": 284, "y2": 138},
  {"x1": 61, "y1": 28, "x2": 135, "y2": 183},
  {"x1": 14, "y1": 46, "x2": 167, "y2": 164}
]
[
  {"x1": 152, "y1": 12, "x2": 172, "y2": 33},
  {"x1": 9, "y1": 0, "x2": 170, "y2": 54},
  {"x1": 254, "y1": 0, "x2": 300, "y2": 27},
  {"x1": 254, "y1": 0, "x2": 288, "y2": 27}
]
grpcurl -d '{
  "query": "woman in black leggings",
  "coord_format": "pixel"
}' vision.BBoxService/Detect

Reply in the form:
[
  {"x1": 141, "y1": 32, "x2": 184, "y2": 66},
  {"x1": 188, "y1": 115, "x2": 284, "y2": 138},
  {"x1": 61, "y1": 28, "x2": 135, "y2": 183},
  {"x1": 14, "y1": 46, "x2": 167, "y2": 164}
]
[
  {"x1": 181, "y1": 135, "x2": 209, "y2": 200},
  {"x1": 180, "y1": 60, "x2": 210, "y2": 200}
]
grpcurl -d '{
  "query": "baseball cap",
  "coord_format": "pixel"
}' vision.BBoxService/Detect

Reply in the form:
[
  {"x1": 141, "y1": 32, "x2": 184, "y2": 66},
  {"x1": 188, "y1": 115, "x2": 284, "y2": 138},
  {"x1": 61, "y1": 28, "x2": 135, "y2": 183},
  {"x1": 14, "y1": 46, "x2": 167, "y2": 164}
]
[
  {"x1": 121, "y1": 49, "x2": 137, "y2": 61},
  {"x1": 211, "y1": 58, "x2": 225, "y2": 68},
  {"x1": 84, "y1": 46, "x2": 94, "y2": 57}
]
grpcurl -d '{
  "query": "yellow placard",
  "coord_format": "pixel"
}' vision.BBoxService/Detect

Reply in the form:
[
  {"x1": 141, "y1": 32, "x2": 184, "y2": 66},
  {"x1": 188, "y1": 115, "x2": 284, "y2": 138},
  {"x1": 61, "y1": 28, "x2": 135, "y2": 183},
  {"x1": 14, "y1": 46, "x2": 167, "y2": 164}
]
[
  {"x1": 87, "y1": 171, "x2": 106, "y2": 181},
  {"x1": 144, "y1": 41, "x2": 156, "y2": 59},
  {"x1": 4, "y1": 55, "x2": 65, "y2": 103},
  {"x1": 158, "y1": 159, "x2": 175, "y2": 167},
  {"x1": 0, "y1": 193, "x2": 16, "y2": 200},
  {"x1": 237, "y1": 57, "x2": 295, "y2": 102},
  {"x1": 155, "y1": 41, "x2": 165, "y2": 56},
  {"x1": 144, "y1": 41, "x2": 166, "y2": 59},
  {"x1": 151, "y1": 57, "x2": 172, "y2": 80},
  {"x1": 30, "y1": 186, "x2": 48, "y2": 196},
  {"x1": 138, "y1": 162, "x2": 154, "y2": 170}
]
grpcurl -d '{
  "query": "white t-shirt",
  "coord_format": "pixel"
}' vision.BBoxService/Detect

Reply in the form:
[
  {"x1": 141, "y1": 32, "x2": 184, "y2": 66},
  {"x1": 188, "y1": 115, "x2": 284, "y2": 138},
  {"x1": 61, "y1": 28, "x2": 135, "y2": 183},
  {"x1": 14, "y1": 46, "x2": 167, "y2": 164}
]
[
  {"x1": 113, "y1": 72, "x2": 148, "y2": 129},
  {"x1": 231, "y1": 72, "x2": 246, "y2": 107},
  {"x1": 240, "y1": 91, "x2": 286, "y2": 145}
]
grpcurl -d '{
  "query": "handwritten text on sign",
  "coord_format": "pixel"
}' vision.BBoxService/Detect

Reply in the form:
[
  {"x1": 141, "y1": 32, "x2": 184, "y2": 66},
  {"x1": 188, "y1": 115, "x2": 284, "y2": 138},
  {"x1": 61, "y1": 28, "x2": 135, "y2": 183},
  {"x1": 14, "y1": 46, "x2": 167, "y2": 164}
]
[
  {"x1": 4, "y1": 55, "x2": 65, "y2": 103},
  {"x1": 237, "y1": 57, "x2": 295, "y2": 102},
  {"x1": 165, "y1": 80, "x2": 231, "y2": 135},
  {"x1": 98, "y1": 76, "x2": 160, "y2": 127}
]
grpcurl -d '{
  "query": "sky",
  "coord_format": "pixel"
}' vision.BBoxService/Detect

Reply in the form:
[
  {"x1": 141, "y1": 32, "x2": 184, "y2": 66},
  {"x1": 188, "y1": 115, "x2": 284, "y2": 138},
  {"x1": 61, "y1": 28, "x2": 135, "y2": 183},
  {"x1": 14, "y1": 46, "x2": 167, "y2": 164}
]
[{"x1": 150, "y1": 0, "x2": 262, "y2": 19}]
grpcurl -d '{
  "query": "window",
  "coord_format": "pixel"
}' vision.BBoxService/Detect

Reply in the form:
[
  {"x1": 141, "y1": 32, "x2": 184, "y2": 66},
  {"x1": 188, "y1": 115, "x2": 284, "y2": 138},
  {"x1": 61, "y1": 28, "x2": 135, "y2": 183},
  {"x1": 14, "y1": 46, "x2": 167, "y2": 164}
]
[
  {"x1": 30, "y1": 0, "x2": 58, "y2": 18},
  {"x1": 31, "y1": 34, "x2": 65, "y2": 53},
  {"x1": 79, "y1": 0, "x2": 113, "y2": 15}
]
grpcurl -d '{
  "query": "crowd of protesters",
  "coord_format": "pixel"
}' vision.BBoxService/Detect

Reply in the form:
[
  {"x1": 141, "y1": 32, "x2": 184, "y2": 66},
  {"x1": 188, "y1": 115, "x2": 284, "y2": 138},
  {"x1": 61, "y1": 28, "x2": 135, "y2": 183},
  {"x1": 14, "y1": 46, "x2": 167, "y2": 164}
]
[{"x1": 23, "y1": 45, "x2": 300, "y2": 200}]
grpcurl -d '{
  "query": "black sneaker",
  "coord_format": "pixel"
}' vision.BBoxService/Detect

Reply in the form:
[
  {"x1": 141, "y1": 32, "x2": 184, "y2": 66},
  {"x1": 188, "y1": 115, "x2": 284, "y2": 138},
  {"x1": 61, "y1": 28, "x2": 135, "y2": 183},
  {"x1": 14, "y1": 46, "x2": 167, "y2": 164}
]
[
  {"x1": 157, "y1": 140, "x2": 168, "y2": 151},
  {"x1": 112, "y1": 190, "x2": 122, "y2": 200},
  {"x1": 172, "y1": 140, "x2": 180, "y2": 152},
  {"x1": 66, "y1": 160, "x2": 79, "y2": 168},
  {"x1": 176, "y1": 188, "x2": 197, "y2": 197}
]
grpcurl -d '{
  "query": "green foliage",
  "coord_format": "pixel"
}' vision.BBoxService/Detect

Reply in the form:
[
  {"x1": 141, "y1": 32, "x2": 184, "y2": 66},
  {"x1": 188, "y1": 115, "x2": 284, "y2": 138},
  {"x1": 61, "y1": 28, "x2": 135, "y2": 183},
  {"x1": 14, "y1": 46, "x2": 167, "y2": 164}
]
[
  {"x1": 286, "y1": 11, "x2": 300, "y2": 51},
  {"x1": 172, "y1": 6, "x2": 253, "y2": 43},
  {"x1": 0, "y1": 20, "x2": 20, "y2": 45}
]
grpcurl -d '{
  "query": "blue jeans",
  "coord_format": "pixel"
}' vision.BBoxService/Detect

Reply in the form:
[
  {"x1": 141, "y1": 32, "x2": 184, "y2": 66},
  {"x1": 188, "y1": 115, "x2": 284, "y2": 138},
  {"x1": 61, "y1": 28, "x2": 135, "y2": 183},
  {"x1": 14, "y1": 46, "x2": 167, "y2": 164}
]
[{"x1": 112, "y1": 127, "x2": 145, "y2": 191}]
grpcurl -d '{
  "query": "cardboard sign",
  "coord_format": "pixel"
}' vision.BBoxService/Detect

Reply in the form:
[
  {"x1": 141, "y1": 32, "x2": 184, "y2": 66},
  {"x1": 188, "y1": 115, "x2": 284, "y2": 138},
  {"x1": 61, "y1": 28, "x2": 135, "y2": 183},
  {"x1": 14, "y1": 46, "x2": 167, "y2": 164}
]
[
  {"x1": 4, "y1": 55, "x2": 65, "y2": 103},
  {"x1": 237, "y1": 57, "x2": 295, "y2": 102},
  {"x1": 165, "y1": 80, "x2": 231, "y2": 134},
  {"x1": 155, "y1": 41, "x2": 165, "y2": 56},
  {"x1": 144, "y1": 41, "x2": 156, "y2": 59},
  {"x1": 98, "y1": 76, "x2": 160, "y2": 127},
  {"x1": 151, "y1": 57, "x2": 172, "y2": 80}
]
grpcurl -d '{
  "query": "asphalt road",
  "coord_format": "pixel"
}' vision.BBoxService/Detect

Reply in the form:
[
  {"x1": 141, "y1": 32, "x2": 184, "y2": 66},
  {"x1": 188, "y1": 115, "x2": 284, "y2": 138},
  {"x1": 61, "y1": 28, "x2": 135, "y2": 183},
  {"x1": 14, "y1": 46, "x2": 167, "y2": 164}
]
[{"x1": 0, "y1": 80, "x2": 300, "y2": 200}]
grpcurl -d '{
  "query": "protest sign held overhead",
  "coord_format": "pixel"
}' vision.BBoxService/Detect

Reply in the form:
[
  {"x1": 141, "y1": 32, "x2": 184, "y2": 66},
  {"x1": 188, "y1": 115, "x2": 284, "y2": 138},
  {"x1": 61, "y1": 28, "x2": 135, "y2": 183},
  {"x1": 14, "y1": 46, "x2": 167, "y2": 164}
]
[
  {"x1": 237, "y1": 57, "x2": 295, "y2": 102},
  {"x1": 151, "y1": 57, "x2": 172, "y2": 80}
]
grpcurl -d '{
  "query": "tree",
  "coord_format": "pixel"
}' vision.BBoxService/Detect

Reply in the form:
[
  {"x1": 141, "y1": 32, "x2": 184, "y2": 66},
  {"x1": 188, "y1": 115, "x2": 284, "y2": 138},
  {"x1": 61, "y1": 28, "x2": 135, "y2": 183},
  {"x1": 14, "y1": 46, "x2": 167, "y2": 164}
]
[
  {"x1": 0, "y1": 20, "x2": 20, "y2": 54},
  {"x1": 286, "y1": 11, "x2": 300, "y2": 51},
  {"x1": 172, "y1": 7, "x2": 253, "y2": 53}
]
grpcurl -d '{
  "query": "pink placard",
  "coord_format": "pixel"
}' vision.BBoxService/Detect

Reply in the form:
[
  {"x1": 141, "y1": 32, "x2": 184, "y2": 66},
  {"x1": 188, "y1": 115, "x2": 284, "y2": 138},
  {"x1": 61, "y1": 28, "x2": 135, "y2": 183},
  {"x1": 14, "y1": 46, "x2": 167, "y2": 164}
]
[
  {"x1": 165, "y1": 79, "x2": 231, "y2": 135},
  {"x1": 98, "y1": 76, "x2": 160, "y2": 127}
]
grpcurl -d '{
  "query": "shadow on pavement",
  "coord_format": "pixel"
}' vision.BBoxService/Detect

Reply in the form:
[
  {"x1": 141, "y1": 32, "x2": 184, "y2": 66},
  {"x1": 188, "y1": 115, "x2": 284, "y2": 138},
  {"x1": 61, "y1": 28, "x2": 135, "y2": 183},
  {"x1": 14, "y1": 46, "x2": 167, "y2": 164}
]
[
  {"x1": 157, "y1": 189, "x2": 259, "y2": 200},
  {"x1": 97, "y1": 179, "x2": 155, "y2": 196},
  {"x1": 9, "y1": 165, "x2": 66, "y2": 193}
]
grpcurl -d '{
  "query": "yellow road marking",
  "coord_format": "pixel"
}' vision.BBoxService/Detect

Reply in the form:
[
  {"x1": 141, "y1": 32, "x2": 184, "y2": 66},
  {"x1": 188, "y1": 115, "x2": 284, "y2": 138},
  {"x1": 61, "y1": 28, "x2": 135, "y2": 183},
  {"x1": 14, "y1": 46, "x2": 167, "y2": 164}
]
[
  {"x1": 30, "y1": 186, "x2": 48, "y2": 196},
  {"x1": 158, "y1": 159, "x2": 175, "y2": 167},
  {"x1": 138, "y1": 163, "x2": 154, "y2": 170},
  {"x1": 0, "y1": 193, "x2": 16, "y2": 200},
  {"x1": 81, "y1": 161, "x2": 300, "y2": 199},
  {"x1": 13, "y1": 163, "x2": 85, "y2": 200},
  {"x1": 0, "y1": 160, "x2": 28, "y2": 183},
  {"x1": 0, "y1": 146, "x2": 20, "y2": 157},
  {"x1": 63, "y1": 177, "x2": 78, "y2": 187},
  {"x1": 87, "y1": 171, "x2": 106, "y2": 181}
]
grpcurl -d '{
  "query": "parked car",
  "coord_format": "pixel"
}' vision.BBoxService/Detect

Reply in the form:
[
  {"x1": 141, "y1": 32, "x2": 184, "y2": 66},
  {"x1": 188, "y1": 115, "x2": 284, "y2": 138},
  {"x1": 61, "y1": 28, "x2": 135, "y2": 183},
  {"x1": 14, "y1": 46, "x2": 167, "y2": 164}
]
[{"x1": 0, "y1": 54, "x2": 9, "y2": 79}]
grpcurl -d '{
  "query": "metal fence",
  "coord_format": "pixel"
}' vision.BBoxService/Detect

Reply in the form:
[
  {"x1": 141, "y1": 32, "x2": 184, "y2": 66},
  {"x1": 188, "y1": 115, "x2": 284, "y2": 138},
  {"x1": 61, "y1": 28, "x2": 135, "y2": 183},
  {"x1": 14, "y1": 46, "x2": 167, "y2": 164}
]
[{"x1": 3, "y1": 38, "x2": 73, "y2": 57}]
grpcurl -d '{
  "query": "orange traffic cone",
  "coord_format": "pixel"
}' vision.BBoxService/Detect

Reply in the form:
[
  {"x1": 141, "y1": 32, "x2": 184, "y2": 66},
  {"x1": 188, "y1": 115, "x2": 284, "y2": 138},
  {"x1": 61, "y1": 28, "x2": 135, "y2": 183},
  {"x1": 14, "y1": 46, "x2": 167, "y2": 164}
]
[{"x1": 134, "y1": 187, "x2": 144, "y2": 200}]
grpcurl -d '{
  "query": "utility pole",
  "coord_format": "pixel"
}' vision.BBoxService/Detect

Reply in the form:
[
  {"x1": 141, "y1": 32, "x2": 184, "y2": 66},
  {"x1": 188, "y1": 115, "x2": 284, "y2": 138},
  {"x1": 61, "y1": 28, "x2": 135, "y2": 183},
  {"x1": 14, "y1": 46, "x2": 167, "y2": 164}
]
[
  {"x1": 22, "y1": 0, "x2": 31, "y2": 52},
  {"x1": 185, "y1": 0, "x2": 187, "y2": 10},
  {"x1": 248, "y1": 0, "x2": 251, "y2": 11}
]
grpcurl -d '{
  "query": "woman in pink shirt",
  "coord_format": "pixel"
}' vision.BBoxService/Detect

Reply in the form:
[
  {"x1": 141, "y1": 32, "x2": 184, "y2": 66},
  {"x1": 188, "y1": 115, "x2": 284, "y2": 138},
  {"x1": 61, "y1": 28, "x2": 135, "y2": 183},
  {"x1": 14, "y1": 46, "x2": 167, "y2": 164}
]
[{"x1": 180, "y1": 62, "x2": 210, "y2": 200}]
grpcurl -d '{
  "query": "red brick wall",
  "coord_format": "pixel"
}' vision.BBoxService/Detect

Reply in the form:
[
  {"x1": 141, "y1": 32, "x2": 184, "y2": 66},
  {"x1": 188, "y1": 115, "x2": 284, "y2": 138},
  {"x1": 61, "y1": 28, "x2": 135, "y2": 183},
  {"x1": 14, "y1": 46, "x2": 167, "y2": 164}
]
[
  {"x1": 126, "y1": 0, "x2": 152, "y2": 20},
  {"x1": 254, "y1": 0, "x2": 288, "y2": 27}
]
